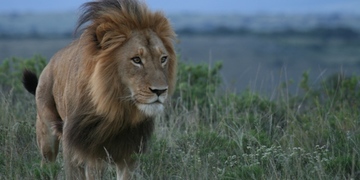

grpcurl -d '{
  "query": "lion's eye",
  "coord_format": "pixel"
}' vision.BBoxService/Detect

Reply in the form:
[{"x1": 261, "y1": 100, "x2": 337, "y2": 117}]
[
  {"x1": 161, "y1": 56, "x2": 168, "y2": 64},
  {"x1": 131, "y1": 57, "x2": 142, "y2": 64}
]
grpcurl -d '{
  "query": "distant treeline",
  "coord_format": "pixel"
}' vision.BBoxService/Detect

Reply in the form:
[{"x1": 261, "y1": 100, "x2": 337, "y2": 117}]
[
  {"x1": 0, "y1": 32, "x2": 74, "y2": 39},
  {"x1": 269, "y1": 26, "x2": 359, "y2": 39},
  {"x1": 177, "y1": 26, "x2": 359, "y2": 39},
  {"x1": 0, "y1": 26, "x2": 359, "y2": 39}
]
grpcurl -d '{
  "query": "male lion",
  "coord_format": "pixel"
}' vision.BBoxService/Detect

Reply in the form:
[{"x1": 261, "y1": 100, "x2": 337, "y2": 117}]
[{"x1": 22, "y1": 0, "x2": 176, "y2": 179}]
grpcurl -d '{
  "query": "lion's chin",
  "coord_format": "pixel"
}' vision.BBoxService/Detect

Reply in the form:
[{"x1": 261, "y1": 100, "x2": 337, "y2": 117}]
[{"x1": 137, "y1": 103, "x2": 164, "y2": 117}]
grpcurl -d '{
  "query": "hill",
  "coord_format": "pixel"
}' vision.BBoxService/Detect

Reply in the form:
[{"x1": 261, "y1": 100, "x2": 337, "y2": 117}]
[{"x1": 1, "y1": 12, "x2": 360, "y2": 38}]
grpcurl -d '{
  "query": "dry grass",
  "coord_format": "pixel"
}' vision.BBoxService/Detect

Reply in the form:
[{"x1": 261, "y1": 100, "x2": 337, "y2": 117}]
[{"x1": 1, "y1": 57, "x2": 360, "y2": 179}]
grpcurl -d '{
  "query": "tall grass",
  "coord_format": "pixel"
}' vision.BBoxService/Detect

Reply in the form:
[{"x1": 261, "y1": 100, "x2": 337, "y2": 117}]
[{"x1": 0, "y1": 56, "x2": 359, "y2": 179}]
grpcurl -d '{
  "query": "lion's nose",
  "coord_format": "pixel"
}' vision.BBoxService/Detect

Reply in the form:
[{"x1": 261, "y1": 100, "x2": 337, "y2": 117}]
[{"x1": 149, "y1": 87, "x2": 167, "y2": 96}]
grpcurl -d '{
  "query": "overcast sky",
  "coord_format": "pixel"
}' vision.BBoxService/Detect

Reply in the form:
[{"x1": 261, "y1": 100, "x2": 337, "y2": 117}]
[{"x1": 1, "y1": 0, "x2": 360, "y2": 14}]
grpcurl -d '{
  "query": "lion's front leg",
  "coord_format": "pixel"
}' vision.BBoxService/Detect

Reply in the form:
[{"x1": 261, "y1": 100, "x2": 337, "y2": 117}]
[
  {"x1": 85, "y1": 160, "x2": 105, "y2": 180},
  {"x1": 62, "y1": 143, "x2": 86, "y2": 179}
]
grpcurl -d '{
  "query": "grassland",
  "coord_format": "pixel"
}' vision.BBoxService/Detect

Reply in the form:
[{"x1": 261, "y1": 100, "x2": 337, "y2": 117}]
[{"x1": 0, "y1": 56, "x2": 360, "y2": 179}]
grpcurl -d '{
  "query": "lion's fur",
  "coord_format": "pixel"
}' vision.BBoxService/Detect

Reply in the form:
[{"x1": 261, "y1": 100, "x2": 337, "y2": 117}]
[{"x1": 22, "y1": 0, "x2": 176, "y2": 178}]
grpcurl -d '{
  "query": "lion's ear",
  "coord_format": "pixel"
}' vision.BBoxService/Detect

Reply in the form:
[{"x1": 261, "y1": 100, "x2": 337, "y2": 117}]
[{"x1": 95, "y1": 23, "x2": 126, "y2": 50}]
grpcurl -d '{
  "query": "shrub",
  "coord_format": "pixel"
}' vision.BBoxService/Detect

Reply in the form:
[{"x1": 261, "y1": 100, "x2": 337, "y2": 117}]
[
  {"x1": 0, "y1": 55, "x2": 46, "y2": 93},
  {"x1": 175, "y1": 61, "x2": 222, "y2": 108}
]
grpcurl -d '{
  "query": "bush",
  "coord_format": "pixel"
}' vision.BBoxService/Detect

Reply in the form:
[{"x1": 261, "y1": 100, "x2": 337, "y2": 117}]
[
  {"x1": 175, "y1": 61, "x2": 222, "y2": 108},
  {"x1": 0, "y1": 55, "x2": 46, "y2": 93}
]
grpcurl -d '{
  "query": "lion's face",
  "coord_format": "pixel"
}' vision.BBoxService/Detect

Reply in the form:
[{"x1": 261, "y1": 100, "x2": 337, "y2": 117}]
[{"x1": 116, "y1": 30, "x2": 172, "y2": 117}]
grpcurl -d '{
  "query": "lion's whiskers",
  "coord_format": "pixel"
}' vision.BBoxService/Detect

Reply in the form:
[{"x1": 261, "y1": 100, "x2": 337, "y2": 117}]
[{"x1": 118, "y1": 95, "x2": 132, "y2": 102}]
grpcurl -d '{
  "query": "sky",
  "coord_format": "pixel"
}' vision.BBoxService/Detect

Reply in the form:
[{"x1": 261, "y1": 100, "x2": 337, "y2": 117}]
[{"x1": 1, "y1": 0, "x2": 360, "y2": 14}]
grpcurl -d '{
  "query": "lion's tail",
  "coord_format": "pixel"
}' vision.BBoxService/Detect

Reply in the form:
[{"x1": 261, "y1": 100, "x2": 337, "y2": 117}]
[{"x1": 22, "y1": 69, "x2": 38, "y2": 95}]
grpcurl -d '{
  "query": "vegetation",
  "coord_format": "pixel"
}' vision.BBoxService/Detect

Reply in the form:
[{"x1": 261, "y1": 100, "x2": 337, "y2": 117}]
[
  {"x1": 0, "y1": 56, "x2": 360, "y2": 179},
  {"x1": 0, "y1": 55, "x2": 46, "y2": 93},
  {"x1": 176, "y1": 26, "x2": 360, "y2": 39}
]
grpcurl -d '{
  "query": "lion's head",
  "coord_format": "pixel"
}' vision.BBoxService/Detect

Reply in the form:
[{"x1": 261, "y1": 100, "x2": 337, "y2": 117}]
[
  {"x1": 77, "y1": 0, "x2": 177, "y2": 120},
  {"x1": 117, "y1": 31, "x2": 172, "y2": 116}
]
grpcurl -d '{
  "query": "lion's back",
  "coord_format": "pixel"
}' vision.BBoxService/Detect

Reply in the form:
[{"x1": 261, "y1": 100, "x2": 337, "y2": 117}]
[{"x1": 37, "y1": 39, "x2": 84, "y2": 120}]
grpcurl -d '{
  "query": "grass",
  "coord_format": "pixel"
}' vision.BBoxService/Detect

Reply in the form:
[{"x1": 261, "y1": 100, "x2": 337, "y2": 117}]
[{"x1": 0, "y1": 59, "x2": 360, "y2": 179}]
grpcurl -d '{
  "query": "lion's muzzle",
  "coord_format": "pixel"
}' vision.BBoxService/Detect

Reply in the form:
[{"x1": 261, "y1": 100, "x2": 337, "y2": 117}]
[{"x1": 132, "y1": 85, "x2": 168, "y2": 117}]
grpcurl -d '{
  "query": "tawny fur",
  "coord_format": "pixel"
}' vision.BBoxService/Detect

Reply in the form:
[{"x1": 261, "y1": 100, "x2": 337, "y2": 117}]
[{"x1": 22, "y1": 0, "x2": 176, "y2": 179}]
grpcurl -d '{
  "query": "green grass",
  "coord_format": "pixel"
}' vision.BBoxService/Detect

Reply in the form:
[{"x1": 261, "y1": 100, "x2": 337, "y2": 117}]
[{"x1": 1, "y1": 58, "x2": 360, "y2": 179}]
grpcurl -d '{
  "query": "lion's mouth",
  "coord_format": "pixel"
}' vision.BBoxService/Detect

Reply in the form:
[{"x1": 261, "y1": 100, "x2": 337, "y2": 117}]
[
  {"x1": 133, "y1": 95, "x2": 165, "y2": 104},
  {"x1": 133, "y1": 98, "x2": 163, "y2": 105},
  {"x1": 136, "y1": 102, "x2": 164, "y2": 117},
  {"x1": 131, "y1": 94, "x2": 166, "y2": 116},
  {"x1": 150, "y1": 100, "x2": 162, "y2": 104}
]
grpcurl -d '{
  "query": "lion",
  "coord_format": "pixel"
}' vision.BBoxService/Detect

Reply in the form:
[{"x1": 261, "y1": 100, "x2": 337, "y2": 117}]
[{"x1": 22, "y1": 0, "x2": 176, "y2": 179}]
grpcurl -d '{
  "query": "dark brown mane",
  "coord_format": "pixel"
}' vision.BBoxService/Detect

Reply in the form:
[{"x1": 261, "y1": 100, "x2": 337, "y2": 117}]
[
  {"x1": 75, "y1": 0, "x2": 122, "y2": 34},
  {"x1": 76, "y1": 0, "x2": 176, "y2": 52}
]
